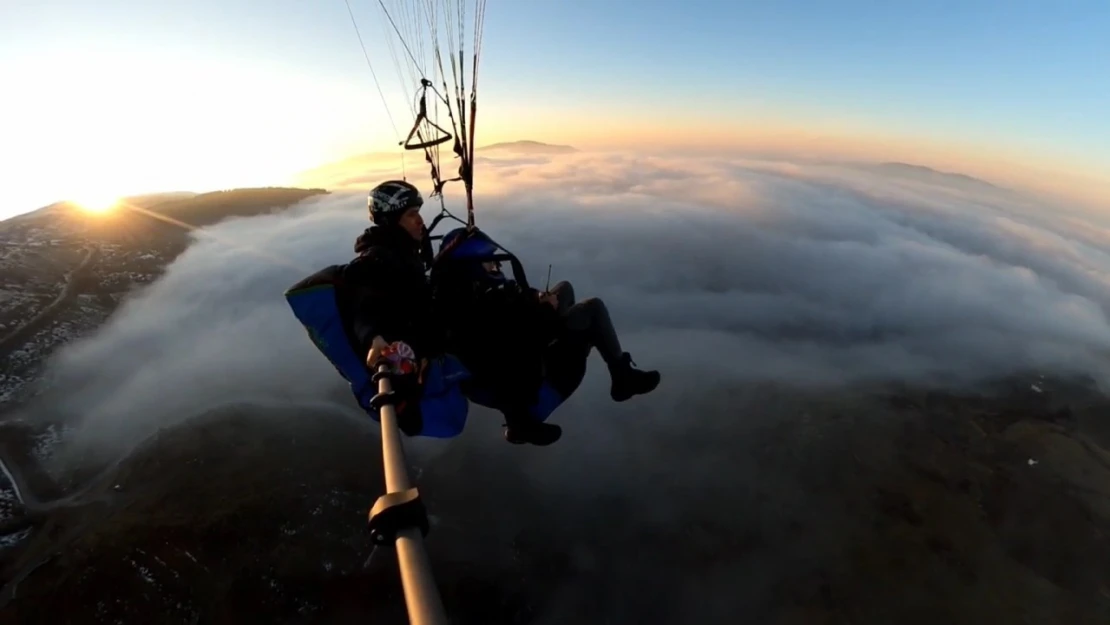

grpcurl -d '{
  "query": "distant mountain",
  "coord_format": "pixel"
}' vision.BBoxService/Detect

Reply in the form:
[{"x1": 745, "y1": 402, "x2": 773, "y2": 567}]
[
  {"x1": 867, "y1": 162, "x2": 1004, "y2": 193},
  {"x1": 477, "y1": 140, "x2": 578, "y2": 154}
]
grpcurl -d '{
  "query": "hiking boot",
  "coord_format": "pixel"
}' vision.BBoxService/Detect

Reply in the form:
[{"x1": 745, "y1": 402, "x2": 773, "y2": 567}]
[
  {"x1": 608, "y1": 352, "x2": 660, "y2": 402},
  {"x1": 503, "y1": 421, "x2": 563, "y2": 446}
]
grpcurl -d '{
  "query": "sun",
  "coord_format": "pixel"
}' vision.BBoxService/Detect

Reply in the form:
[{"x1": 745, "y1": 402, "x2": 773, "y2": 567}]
[{"x1": 71, "y1": 193, "x2": 120, "y2": 215}]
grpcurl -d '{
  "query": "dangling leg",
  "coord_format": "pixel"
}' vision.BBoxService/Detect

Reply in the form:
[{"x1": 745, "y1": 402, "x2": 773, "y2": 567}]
[
  {"x1": 503, "y1": 409, "x2": 563, "y2": 446},
  {"x1": 499, "y1": 373, "x2": 563, "y2": 443},
  {"x1": 493, "y1": 352, "x2": 562, "y2": 446},
  {"x1": 561, "y1": 295, "x2": 661, "y2": 402}
]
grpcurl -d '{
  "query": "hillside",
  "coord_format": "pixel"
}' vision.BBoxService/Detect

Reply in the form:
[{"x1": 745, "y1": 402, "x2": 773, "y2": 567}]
[
  {"x1": 0, "y1": 187, "x2": 328, "y2": 408},
  {"x1": 9, "y1": 192, "x2": 199, "y2": 222},
  {"x1": 132, "y1": 187, "x2": 329, "y2": 230},
  {"x1": 1, "y1": 376, "x2": 1109, "y2": 623}
]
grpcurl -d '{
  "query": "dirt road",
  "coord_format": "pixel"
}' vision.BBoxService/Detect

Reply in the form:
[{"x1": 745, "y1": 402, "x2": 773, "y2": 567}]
[{"x1": 0, "y1": 246, "x2": 98, "y2": 357}]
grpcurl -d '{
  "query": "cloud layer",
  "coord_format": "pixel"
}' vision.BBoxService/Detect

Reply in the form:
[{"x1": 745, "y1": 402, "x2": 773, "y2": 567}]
[
  {"x1": 21, "y1": 149, "x2": 1110, "y2": 621},
  {"x1": 34, "y1": 149, "x2": 1110, "y2": 452}
]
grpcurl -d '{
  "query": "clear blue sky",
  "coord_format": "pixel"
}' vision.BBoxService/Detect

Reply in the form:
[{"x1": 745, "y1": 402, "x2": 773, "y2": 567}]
[{"x1": 1, "y1": 0, "x2": 1107, "y2": 217}]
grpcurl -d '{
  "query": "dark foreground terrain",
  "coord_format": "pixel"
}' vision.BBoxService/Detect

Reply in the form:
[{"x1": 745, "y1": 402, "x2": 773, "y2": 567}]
[{"x1": 1, "y1": 373, "x2": 1109, "y2": 625}]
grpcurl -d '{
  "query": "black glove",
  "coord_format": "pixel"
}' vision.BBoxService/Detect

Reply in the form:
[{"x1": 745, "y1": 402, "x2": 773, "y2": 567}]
[{"x1": 390, "y1": 361, "x2": 425, "y2": 437}]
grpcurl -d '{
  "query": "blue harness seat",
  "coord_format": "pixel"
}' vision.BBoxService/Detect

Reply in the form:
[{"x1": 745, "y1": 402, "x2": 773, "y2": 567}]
[{"x1": 284, "y1": 264, "x2": 472, "y2": 438}]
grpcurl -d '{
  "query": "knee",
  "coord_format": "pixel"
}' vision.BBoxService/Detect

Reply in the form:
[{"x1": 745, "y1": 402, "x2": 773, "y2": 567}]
[
  {"x1": 553, "y1": 280, "x2": 575, "y2": 298},
  {"x1": 551, "y1": 281, "x2": 576, "y2": 311},
  {"x1": 580, "y1": 296, "x2": 607, "y2": 314}
]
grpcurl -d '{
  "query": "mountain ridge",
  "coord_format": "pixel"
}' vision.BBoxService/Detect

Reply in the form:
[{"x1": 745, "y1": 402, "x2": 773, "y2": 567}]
[
  {"x1": 478, "y1": 140, "x2": 578, "y2": 154},
  {"x1": 869, "y1": 161, "x2": 1005, "y2": 192}
]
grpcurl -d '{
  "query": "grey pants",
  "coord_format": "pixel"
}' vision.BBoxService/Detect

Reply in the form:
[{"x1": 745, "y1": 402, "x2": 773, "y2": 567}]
[{"x1": 548, "y1": 281, "x2": 623, "y2": 365}]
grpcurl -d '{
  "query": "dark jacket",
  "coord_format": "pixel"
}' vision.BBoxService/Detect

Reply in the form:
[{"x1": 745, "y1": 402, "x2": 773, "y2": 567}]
[{"x1": 342, "y1": 225, "x2": 442, "y2": 360}]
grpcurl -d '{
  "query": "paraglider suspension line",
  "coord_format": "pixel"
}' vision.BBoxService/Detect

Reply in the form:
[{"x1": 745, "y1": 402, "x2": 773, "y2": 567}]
[{"x1": 400, "y1": 78, "x2": 477, "y2": 231}]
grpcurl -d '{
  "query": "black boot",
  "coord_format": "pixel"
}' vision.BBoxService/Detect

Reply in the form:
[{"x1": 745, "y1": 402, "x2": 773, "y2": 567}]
[
  {"x1": 503, "y1": 412, "x2": 563, "y2": 446},
  {"x1": 608, "y1": 352, "x2": 660, "y2": 402}
]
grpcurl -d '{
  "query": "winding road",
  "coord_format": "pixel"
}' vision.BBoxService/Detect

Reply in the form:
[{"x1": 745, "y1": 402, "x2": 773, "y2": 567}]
[
  {"x1": 0, "y1": 246, "x2": 98, "y2": 357},
  {"x1": 0, "y1": 246, "x2": 98, "y2": 535},
  {"x1": 0, "y1": 451, "x2": 36, "y2": 539},
  {"x1": 0, "y1": 456, "x2": 23, "y2": 506}
]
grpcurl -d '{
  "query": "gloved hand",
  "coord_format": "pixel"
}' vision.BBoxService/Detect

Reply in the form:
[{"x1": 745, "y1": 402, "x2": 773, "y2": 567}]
[
  {"x1": 367, "y1": 337, "x2": 418, "y2": 375},
  {"x1": 366, "y1": 337, "x2": 424, "y2": 434}
]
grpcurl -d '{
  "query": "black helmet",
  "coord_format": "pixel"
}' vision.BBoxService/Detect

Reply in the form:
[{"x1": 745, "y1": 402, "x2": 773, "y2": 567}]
[{"x1": 368, "y1": 180, "x2": 424, "y2": 226}]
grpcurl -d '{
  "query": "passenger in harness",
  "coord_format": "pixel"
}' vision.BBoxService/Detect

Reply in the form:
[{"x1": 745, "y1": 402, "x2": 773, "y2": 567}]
[
  {"x1": 430, "y1": 227, "x2": 660, "y2": 446},
  {"x1": 284, "y1": 180, "x2": 471, "y2": 438}
]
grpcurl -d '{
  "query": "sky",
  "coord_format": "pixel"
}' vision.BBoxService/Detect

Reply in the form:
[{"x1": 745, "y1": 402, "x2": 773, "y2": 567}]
[
  {"x1": 19, "y1": 149, "x2": 1110, "y2": 620},
  {"x1": 1, "y1": 1, "x2": 1108, "y2": 219}
]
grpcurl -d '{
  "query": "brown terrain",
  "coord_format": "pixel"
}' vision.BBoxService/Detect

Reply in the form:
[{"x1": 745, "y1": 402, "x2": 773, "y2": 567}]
[{"x1": 1, "y1": 376, "x2": 1109, "y2": 624}]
